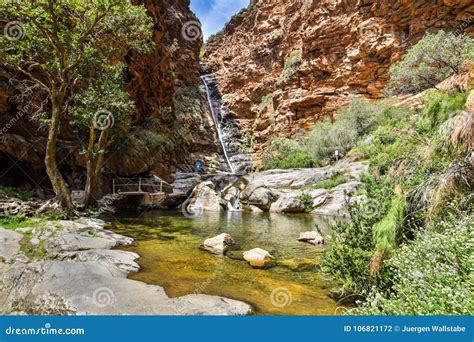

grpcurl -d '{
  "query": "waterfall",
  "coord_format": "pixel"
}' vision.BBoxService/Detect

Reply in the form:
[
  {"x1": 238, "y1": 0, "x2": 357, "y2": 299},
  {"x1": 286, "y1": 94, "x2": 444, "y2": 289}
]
[
  {"x1": 226, "y1": 190, "x2": 243, "y2": 212},
  {"x1": 201, "y1": 74, "x2": 235, "y2": 174}
]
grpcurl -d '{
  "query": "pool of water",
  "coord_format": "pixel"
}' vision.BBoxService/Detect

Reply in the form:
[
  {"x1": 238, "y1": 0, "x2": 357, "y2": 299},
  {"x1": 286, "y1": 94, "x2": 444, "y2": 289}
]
[{"x1": 107, "y1": 210, "x2": 340, "y2": 315}]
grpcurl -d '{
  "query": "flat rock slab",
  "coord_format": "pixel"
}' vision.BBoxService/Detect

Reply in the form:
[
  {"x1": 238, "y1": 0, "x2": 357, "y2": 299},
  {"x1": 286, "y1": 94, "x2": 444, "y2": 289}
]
[
  {"x1": 0, "y1": 228, "x2": 23, "y2": 261},
  {"x1": 47, "y1": 233, "x2": 117, "y2": 253},
  {"x1": 25, "y1": 261, "x2": 251, "y2": 315},
  {"x1": 57, "y1": 249, "x2": 141, "y2": 276}
]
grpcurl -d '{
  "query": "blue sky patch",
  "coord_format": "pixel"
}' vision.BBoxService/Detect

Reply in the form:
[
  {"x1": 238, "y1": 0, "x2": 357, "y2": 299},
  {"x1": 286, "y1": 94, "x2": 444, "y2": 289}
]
[{"x1": 190, "y1": 0, "x2": 250, "y2": 40}]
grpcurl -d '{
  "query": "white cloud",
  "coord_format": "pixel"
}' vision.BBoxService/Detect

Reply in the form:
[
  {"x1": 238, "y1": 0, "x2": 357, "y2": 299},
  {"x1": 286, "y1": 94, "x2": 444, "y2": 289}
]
[{"x1": 200, "y1": 0, "x2": 250, "y2": 39}]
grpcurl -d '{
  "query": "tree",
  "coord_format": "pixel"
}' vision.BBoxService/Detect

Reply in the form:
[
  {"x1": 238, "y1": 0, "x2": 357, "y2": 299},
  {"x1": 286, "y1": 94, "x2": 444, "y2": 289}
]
[
  {"x1": 1, "y1": 0, "x2": 153, "y2": 209},
  {"x1": 385, "y1": 30, "x2": 474, "y2": 96}
]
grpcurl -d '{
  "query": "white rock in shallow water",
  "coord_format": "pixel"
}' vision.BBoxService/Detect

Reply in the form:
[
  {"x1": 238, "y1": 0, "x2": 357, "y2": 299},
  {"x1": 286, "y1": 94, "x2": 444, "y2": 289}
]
[
  {"x1": 298, "y1": 231, "x2": 324, "y2": 245},
  {"x1": 202, "y1": 233, "x2": 235, "y2": 255},
  {"x1": 243, "y1": 248, "x2": 274, "y2": 268}
]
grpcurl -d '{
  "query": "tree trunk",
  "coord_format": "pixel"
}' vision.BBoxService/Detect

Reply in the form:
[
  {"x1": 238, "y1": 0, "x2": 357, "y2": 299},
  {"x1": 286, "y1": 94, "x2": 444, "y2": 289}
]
[
  {"x1": 84, "y1": 125, "x2": 110, "y2": 207},
  {"x1": 45, "y1": 97, "x2": 74, "y2": 210}
]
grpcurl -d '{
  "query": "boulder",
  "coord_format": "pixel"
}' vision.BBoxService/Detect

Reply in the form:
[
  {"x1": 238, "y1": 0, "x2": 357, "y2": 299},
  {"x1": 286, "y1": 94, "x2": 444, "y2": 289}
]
[
  {"x1": 201, "y1": 233, "x2": 235, "y2": 255},
  {"x1": 298, "y1": 231, "x2": 324, "y2": 245},
  {"x1": 0, "y1": 228, "x2": 23, "y2": 262},
  {"x1": 243, "y1": 248, "x2": 274, "y2": 268},
  {"x1": 187, "y1": 181, "x2": 222, "y2": 212},
  {"x1": 243, "y1": 187, "x2": 279, "y2": 210}
]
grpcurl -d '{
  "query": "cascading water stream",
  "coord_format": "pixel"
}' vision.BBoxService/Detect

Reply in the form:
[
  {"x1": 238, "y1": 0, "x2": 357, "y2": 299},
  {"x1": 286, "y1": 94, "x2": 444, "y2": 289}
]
[{"x1": 201, "y1": 74, "x2": 235, "y2": 174}]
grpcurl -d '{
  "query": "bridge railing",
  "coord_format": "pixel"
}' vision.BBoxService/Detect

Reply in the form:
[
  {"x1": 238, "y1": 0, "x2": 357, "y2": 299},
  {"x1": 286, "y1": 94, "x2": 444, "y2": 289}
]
[{"x1": 112, "y1": 177, "x2": 163, "y2": 195}]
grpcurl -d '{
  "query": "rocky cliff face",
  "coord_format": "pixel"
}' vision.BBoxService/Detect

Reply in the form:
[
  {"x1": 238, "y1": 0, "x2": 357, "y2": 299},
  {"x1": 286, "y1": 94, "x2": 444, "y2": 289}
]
[
  {"x1": 0, "y1": 0, "x2": 217, "y2": 194},
  {"x1": 203, "y1": 0, "x2": 474, "y2": 164}
]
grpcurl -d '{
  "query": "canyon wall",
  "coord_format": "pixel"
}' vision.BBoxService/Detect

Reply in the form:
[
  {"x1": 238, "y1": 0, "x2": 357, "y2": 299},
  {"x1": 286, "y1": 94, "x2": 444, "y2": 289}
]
[
  {"x1": 0, "y1": 0, "x2": 216, "y2": 194},
  {"x1": 203, "y1": 0, "x2": 474, "y2": 164}
]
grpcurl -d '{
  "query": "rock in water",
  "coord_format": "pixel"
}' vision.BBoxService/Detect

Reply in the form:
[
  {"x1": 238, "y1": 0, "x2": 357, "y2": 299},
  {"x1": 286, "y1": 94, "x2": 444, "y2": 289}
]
[
  {"x1": 187, "y1": 181, "x2": 222, "y2": 212},
  {"x1": 243, "y1": 248, "x2": 274, "y2": 268},
  {"x1": 202, "y1": 233, "x2": 235, "y2": 255},
  {"x1": 298, "y1": 231, "x2": 325, "y2": 246}
]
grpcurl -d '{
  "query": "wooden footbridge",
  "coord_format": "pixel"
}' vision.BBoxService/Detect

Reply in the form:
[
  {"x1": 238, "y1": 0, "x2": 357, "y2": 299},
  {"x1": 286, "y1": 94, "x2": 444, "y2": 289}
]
[{"x1": 112, "y1": 177, "x2": 168, "y2": 207}]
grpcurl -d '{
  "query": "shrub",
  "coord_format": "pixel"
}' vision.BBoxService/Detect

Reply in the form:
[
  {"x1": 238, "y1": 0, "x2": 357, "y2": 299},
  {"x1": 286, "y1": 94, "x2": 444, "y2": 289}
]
[
  {"x1": 370, "y1": 195, "x2": 406, "y2": 274},
  {"x1": 262, "y1": 138, "x2": 314, "y2": 170},
  {"x1": 359, "y1": 212, "x2": 473, "y2": 315},
  {"x1": 418, "y1": 90, "x2": 468, "y2": 132},
  {"x1": 298, "y1": 193, "x2": 313, "y2": 213},
  {"x1": 306, "y1": 98, "x2": 408, "y2": 165},
  {"x1": 315, "y1": 174, "x2": 348, "y2": 190},
  {"x1": 322, "y1": 201, "x2": 388, "y2": 294},
  {"x1": 385, "y1": 31, "x2": 474, "y2": 95}
]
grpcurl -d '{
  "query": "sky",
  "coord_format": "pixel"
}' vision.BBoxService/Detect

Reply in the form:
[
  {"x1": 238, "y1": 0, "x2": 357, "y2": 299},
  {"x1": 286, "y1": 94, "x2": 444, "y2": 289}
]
[{"x1": 190, "y1": 0, "x2": 250, "y2": 40}]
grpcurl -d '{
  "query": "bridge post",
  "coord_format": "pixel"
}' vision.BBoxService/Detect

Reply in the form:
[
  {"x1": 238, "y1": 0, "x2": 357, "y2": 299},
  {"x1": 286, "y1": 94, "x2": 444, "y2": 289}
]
[{"x1": 139, "y1": 178, "x2": 142, "y2": 193}]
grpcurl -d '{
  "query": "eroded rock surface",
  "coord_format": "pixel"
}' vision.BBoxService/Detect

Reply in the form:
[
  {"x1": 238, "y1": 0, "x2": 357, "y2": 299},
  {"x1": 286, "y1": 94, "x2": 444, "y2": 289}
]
[{"x1": 204, "y1": 0, "x2": 473, "y2": 163}]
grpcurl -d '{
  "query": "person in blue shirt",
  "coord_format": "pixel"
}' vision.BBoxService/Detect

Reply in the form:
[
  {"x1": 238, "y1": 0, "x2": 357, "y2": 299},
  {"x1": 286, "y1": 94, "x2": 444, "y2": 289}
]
[{"x1": 195, "y1": 160, "x2": 203, "y2": 173}]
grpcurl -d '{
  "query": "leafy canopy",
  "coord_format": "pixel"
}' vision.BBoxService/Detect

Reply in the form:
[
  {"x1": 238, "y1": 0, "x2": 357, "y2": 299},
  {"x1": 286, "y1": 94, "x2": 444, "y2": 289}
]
[
  {"x1": 1, "y1": 0, "x2": 153, "y2": 127},
  {"x1": 385, "y1": 30, "x2": 474, "y2": 95}
]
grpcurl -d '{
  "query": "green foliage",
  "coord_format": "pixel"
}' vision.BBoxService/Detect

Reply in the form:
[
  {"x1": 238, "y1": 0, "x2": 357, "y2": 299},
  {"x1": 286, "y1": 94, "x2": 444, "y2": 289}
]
[
  {"x1": 262, "y1": 138, "x2": 314, "y2": 170},
  {"x1": 1, "y1": 0, "x2": 153, "y2": 159},
  {"x1": 298, "y1": 193, "x2": 313, "y2": 213},
  {"x1": 360, "y1": 211, "x2": 473, "y2": 315},
  {"x1": 261, "y1": 98, "x2": 411, "y2": 170},
  {"x1": 0, "y1": 214, "x2": 29, "y2": 229},
  {"x1": 278, "y1": 49, "x2": 303, "y2": 84},
  {"x1": 373, "y1": 196, "x2": 406, "y2": 259},
  {"x1": 322, "y1": 203, "x2": 382, "y2": 294},
  {"x1": 315, "y1": 174, "x2": 348, "y2": 190},
  {"x1": 0, "y1": 187, "x2": 34, "y2": 201},
  {"x1": 323, "y1": 90, "x2": 472, "y2": 315},
  {"x1": 307, "y1": 98, "x2": 410, "y2": 166},
  {"x1": 418, "y1": 90, "x2": 468, "y2": 132},
  {"x1": 384, "y1": 31, "x2": 474, "y2": 95}
]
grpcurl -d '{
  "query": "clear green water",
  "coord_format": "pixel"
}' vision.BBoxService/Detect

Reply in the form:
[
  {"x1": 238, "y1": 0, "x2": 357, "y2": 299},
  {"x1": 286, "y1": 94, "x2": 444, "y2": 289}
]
[{"x1": 108, "y1": 210, "x2": 340, "y2": 315}]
